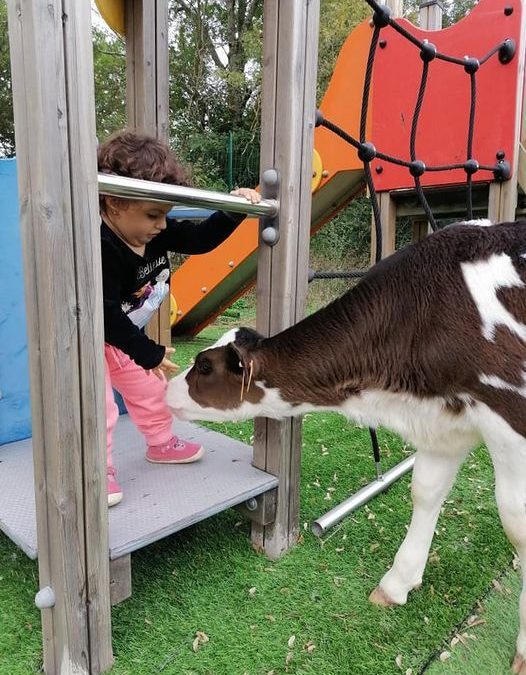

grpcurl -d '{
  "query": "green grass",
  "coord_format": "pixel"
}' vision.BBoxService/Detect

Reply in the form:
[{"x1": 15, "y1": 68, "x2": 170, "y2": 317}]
[
  {"x1": 0, "y1": 321, "x2": 518, "y2": 675},
  {"x1": 426, "y1": 568, "x2": 521, "y2": 675}
]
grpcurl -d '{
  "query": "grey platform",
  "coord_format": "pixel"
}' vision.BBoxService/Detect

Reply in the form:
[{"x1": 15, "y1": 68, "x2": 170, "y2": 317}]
[{"x1": 0, "y1": 416, "x2": 278, "y2": 560}]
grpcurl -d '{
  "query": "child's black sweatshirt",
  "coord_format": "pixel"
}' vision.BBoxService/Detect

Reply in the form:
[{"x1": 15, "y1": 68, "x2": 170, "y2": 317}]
[{"x1": 101, "y1": 210, "x2": 244, "y2": 369}]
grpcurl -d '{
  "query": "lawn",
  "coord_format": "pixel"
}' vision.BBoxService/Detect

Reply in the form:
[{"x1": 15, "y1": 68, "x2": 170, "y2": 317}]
[{"x1": 0, "y1": 311, "x2": 517, "y2": 675}]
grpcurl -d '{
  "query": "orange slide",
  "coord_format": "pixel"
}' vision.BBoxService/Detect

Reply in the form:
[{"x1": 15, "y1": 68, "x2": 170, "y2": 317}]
[{"x1": 171, "y1": 19, "x2": 373, "y2": 335}]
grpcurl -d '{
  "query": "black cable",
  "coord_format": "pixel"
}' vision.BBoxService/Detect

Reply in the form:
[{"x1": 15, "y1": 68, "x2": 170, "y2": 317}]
[
  {"x1": 465, "y1": 72, "x2": 477, "y2": 219},
  {"x1": 317, "y1": 0, "x2": 515, "y2": 476},
  {"x1": 360, "y1": 26, "x2": 380, "y2": 142},
  {"x1": 426, "y1": 162, "x2": 469, "y2": 172},
  {"x1": 465, "y1": 171, "x2": 475, "y2": 222},
  {"x1": 369, "y1": 427, "x2": 381, "y2": 465},
  {"x1": 410, "y1": 61, "x2": 428, "y2": 160},
  {"x1": 365, "y1": 162, "x2": 384, "y2": 263},
  {"x1": 319, "y1": 118, "x2": 505, "y2": 177},
  {"x1": 479, "y1": 42, "x2": 505, "y2": 65},
  {"x1": 363, "y1": 0, "x2": 510, "y2": 66},
  {"x1": 409, "y1": 60, "x2": 437, "y2": 230},
  {"x1": 414, "y1": 176, "x2": 438, "y2": 230},
  {"x1": 319, "y1": 118, "x2": 361, "y2": 150},
  {"x1": 467, "y1": 73, "x2": 476, "y2": 162},
  {"x1": 375, "y1": 150, "x2": 414, "y2": 168}
]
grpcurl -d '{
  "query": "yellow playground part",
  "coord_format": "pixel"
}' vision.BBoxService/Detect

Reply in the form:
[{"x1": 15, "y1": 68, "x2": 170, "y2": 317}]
[
  {"x1": 169, "y1": 293, "x2": 178, "y2": 327},
  {"x1": 95, "y1": 0, "x2": 125, "y2": 37},
  {"x1": 171, "y1": 19, "x2": 372, "y2": 334}
]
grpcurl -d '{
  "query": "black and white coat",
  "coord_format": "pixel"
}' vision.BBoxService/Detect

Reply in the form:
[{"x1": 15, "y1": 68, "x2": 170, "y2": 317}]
[{"x1": 168, "y1": 219, "x2": 526, "y2": 673}]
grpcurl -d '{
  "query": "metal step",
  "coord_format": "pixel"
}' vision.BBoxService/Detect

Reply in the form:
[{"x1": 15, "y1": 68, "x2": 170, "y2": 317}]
[{"x1": 0, "y1": 416, "x2": 278, "y2": 560}]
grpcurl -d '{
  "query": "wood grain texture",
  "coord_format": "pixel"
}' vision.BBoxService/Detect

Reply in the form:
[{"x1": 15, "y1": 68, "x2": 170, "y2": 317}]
[
  {"x1": 252, "y1": 1, "x2": 320, "y2": 559},
  {"x1": 7, "y1": 0, "x2": 112, "y2": 672}
]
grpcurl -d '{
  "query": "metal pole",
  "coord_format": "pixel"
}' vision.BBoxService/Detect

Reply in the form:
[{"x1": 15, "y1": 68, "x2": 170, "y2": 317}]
[
  {"x1": 227, "y1": 130, "x2": 234, "y2": 192},
  {"x1": 98, "y1": 173, "x2": 278, "y2": 217},
  {"x1": 311, "y1": 455, "x2": 416, "y2": 537}
]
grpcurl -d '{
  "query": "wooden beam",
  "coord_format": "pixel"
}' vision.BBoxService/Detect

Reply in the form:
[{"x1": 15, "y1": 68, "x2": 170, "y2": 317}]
[
  {"x1": 125, "y1": 0, "x2": 169, "y2": 140},
  {"x1": 419, "y1": 0, "x2": 443, "y2": 30},
  {"x1": 125, "y1": 0, "x2": 171, "y2": 348},
  {"x1": 518, "y1": 143, "x2": 526, "y2": 195},
  {"x1": 370, "y1": 191, "x2": 397, "y2": 262},
  {"x1": 7, "y1": 1, "x2": 112, "y2": 672},
  {"x1": 412, "y1": 219, "x2": 431, "y2": 241},
  {"x1": 252, "y1": 0, "x2": 320, "y2": 560},
  {"x1": 489, "y1": 4, "x2": 526, "y2": 222},
  {"x1": 384, "y1": 0, "x2": 403, "y2": 18},
  {"x1": 110, "y1": 555, "x2": 132, "y2": 606},
  {"x1": 234, "y1": 489, "x2": 278, "y2": 527}
]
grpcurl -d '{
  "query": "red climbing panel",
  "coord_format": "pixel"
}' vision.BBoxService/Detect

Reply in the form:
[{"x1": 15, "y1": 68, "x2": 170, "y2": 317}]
[{"x1": 370, "y1": 0, "x2": 523, "y2": 191}]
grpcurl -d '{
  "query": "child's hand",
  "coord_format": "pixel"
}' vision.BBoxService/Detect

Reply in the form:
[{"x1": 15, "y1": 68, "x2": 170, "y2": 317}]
[
  {"x1": 231, "y1": 187, "x2": 261, "y2": 204},
  {"x1": 151, "y1": 347, "x2": 180, "y2": 380}
]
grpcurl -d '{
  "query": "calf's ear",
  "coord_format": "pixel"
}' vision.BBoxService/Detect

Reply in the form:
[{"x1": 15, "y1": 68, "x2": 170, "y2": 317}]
[
  {"x1": 235, "y1": 327, "x2": 263, "y2": 350},
  {"x1": 228, "y1": 342, "x2": 260, "y2": 381},
  {"x1": 225, "y1": 344, "x2": 244, "y2": 374}
]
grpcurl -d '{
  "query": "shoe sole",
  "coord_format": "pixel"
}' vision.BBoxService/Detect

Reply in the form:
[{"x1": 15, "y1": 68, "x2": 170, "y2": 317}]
[
  {"x1": 145, "y1": 446, "x2": 205, "y2": 464},
  {"x1": 108, "y1": 492, "x2": 123, "y2": 507}
]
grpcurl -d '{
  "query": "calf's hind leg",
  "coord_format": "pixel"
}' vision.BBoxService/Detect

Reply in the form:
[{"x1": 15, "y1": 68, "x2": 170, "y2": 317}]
[
  {"x1": 477, "y1": 409, "x2": 526, "y2": 675},
  {"x1": 370, "y1": 431, "x2": 477, "y2": 607}
]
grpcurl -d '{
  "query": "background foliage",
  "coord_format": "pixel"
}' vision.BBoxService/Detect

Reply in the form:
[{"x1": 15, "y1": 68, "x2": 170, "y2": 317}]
[{"x1": 0, "y1": 0, "x2": 476, "y2": 264}]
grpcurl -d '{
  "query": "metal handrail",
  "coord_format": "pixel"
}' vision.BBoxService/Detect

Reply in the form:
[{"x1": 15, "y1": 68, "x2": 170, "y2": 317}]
[{"x1": 98, "y1": 173, "x2": 278, "y2": 218}]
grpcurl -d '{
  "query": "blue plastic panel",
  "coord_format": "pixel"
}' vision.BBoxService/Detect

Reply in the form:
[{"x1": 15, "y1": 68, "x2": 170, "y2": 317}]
[{"x1": 0, "y1": 159, "x2": 31, "y2": 445}]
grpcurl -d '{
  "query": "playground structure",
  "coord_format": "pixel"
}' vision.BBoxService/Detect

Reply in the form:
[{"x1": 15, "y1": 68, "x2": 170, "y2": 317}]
[
  {"x1": 169, "y1": 0, "x2": 526, "y2": 334},
  {"x1": 0, "y1": 0, "x2": 524, "y2": 673}
]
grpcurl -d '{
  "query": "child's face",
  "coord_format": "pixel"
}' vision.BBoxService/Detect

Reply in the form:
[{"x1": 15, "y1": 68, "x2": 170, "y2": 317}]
[{"x1": 106, "y1": 199, "x2": 173, "y2": 247}]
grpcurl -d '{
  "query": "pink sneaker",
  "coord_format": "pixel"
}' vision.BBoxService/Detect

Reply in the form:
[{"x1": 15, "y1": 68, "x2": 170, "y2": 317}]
[
  {"x1": 107, "y1": 467, "x2": 123, "y2": 507},
  {"x1": 146, "y1": 435, "x2": 205, "y2": 464}
]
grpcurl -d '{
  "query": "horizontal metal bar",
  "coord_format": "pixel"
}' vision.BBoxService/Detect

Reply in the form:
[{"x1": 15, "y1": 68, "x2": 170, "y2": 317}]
[
  {"x1": 311, "y1": 455, "x2": 416, "y2": 537},
  {"x1": 98, "y1": 173, "x2": 278, "y2": 218}
]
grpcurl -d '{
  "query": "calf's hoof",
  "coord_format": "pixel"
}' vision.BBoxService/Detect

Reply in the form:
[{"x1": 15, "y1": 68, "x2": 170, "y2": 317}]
[
  {"x1": 512, "y1": 654, "x2": 526, "y2": 674},
  {"x1": 369, "y1": 586, "x2": 397, "y2": 607}
]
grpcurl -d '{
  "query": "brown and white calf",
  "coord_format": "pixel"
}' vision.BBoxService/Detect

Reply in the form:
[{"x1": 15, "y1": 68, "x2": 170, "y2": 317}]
[{"x1": 168, "y1": 219, "x2": 526, "y2": 672}]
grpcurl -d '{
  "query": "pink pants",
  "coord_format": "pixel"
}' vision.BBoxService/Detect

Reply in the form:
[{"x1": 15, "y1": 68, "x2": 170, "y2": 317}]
[{"x1": 104, "y1": 344, "x2": 173, "y2": 467}]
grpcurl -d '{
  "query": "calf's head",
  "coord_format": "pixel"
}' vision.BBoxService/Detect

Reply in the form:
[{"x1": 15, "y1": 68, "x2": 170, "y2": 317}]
[{"x1": 167, "y1": 327, "x2": 273, "y2": 421}]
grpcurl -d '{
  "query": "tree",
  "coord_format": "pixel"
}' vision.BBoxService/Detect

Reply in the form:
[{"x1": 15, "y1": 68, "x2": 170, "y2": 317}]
[
  {"x1": 169, "y1": 0, "x2": 262, "y2": 136},
  {"x1": 167, "y1": 1, "x2": 263, "y2": 188},
  {"x1": 317, "y1": 0, "x2": 371, "y2": 100},
  {"x1": 0, "y1": 0, "x2": 14, "y2": 157},
  {"x1": 92, "y1": 26, "x2": 126, "y2": 141},
  {"x1": 403, "y1": 0, "x2": 477, "y2": 26},
  {"x1": 0, "y1": 3, "x2": 126, "y2": 156}
]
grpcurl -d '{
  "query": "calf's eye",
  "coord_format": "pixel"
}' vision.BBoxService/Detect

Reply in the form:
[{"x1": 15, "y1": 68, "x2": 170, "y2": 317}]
[{"x1": 197, "y1": 358, "x2": 213, "y2": 375}]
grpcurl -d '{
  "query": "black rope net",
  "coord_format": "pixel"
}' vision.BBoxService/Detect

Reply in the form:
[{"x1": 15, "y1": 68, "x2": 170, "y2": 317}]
[
  {"x1": 316, "y1": 0, "x2": 515, "y2": 264},
  {"x1": 312, "y1": 2, "x2": 515, "y2": 477}
]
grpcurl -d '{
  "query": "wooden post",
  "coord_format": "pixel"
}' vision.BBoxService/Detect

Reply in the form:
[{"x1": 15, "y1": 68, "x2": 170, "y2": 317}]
[
  {"x1": 125, "y1": 0, "x2": 171, "y2": 348},
  {"x1": 7, "y1": 1, "x2": 112, "y2": 673},
  {"x1": 419, "y1": 0, "x2": 443, "y2": 31},
  {"x1": 488, "y1": 6, "x2": 526, "y2": 223},
  {"x1": 385, "y1": 0, "x2": 404, "y2": 18},
  {"x1": 371, "y1": 191, "x2": 397, "y2": 262},
  {"x1": 252, "y1": 1, "x2": 320, "y2": 559},
  {"x1": 110, "y1": 555, "x2": 132, "y2": 606}
]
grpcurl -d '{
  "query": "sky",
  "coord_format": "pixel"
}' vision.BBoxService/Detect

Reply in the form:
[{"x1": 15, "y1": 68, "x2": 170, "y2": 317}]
[{"x1": 91, "y1": 1, "x2": 113, "y2": 33}]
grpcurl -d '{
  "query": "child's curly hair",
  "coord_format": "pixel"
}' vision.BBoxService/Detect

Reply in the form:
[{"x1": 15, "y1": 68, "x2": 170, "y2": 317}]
[{"x1": 98, "y1": 130, "x2": 189, "y2": 188}]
